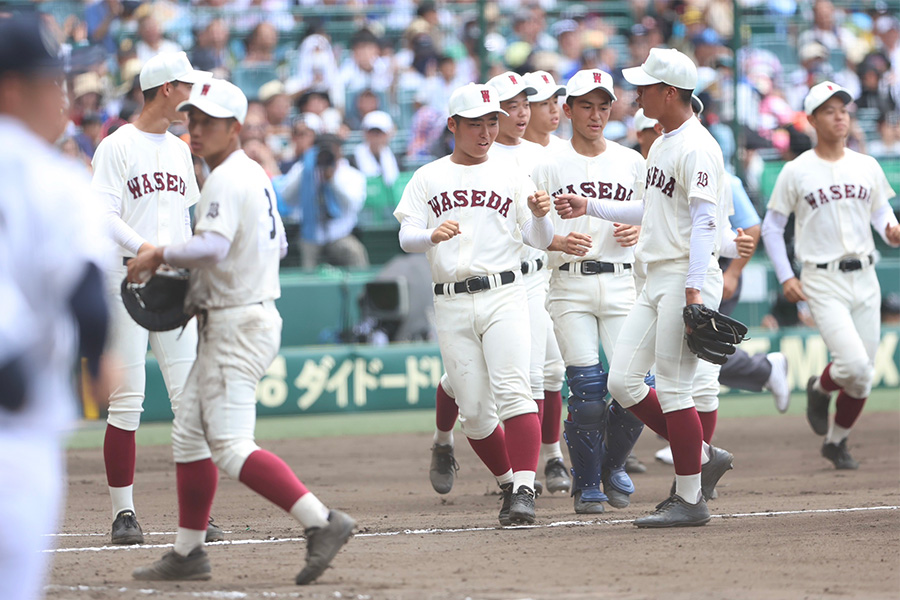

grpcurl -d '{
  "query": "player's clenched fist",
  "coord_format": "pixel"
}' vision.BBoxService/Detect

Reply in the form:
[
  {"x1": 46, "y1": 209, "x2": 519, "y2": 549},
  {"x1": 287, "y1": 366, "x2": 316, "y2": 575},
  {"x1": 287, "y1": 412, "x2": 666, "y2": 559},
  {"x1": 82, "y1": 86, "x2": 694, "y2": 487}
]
[
  {"x1": 528, "y1": 190, "x2": 551, "y2": 218},
  {"x1": 553, "y1": 193, "x2": 587, "y2": 219},
  {"x1": 431, "y1": 220, "x2": 460, "y2": 244},
  {"x1": 782, "y1": 277, "x2": 807, "y2": 303},
  {"x1": 734, "y1": 227, "x2": 756, "y2": 258},
  {"x1": 886, "y1": 223, "x2": 900, "y2": 246}
]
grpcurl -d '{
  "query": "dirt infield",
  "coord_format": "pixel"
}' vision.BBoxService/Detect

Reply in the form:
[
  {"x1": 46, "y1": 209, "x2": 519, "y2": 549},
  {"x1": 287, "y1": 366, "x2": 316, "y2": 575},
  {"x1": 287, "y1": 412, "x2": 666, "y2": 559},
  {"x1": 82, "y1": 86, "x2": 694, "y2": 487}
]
[{"x1": 48, "y1": 410, "x2": 900, "y2": 600}]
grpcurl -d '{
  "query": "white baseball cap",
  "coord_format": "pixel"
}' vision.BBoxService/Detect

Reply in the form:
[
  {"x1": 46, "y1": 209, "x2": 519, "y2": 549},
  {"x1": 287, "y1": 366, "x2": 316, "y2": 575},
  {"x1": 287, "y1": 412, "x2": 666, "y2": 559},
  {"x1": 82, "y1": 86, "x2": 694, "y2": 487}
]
[
  {"x1": 486, "y1": 71, "x2": 538, "y2": 102},
  {"x1": 804, "y1": 80, "x2": 852, "y2": 115},
  {"x1": 177, "y1": 78, "x2": 249, "y2": 124},
  {"x1": 448, "y1": 83, "x2": 509, "y2": 118},
  {"x1": 565, "y1": 69, "x2": 617, "y2": 102},
  {"x1": 691, "y1": 93, "x2": 704, "y2": 115},
  {"x1": 633, "y1": 108, "x2": 658, "y2": 131},
  {"x1": 139, "y1": 51, "x2": 211, "y2": 91},
  {"x1": 361, "y1": 110, "x2": 393, "y2": 132},
  {"x1": 523, "y1": 70, "x2": 565, "y2": 102},
  {"x1": 622, "y1": 47, "x2": 698, "y2": 90}
]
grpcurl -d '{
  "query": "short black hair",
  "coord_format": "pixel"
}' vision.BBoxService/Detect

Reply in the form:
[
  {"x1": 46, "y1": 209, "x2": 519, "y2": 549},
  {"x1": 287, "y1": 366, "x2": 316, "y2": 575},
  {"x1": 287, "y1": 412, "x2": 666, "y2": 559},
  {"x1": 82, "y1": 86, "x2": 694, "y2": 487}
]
[
  {"x1": 142, "y1": 79, "x2": 180, "y2": 103},
  {"x1": 676, "y1": 87, "x2": 693, "y2": 105}
]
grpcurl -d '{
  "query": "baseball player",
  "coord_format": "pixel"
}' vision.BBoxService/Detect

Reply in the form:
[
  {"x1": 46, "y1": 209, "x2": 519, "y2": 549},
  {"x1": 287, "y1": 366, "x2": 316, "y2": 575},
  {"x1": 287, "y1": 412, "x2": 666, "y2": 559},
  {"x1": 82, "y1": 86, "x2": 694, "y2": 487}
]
[
  {"x1": 396, "y1": 83, "x2": 554, "y2": 526},
  {"x1": 90, "y1": 51, "x2": 222, "y2": 545},
  {"x1": 762, "y1": 81, "x2": 900, "y2": 469},
  {"x1": 0, "y1": 13, "x2": 111, "y2": 599},
  {"x1": 555, "y1": 48, "x2": 736, "y2": 528},
  {"x1": 533, "y1": 68, "x2": 647, "y2": 514},
  {"x1": 428, "y1": 72, "x2": 571, "y2": 496},
  {"x1": 127, "y1": 78, "x2": 355, "y2": 583},
  {"x1": 522, "y1": 70, "x2": 569, "y2": 152}
]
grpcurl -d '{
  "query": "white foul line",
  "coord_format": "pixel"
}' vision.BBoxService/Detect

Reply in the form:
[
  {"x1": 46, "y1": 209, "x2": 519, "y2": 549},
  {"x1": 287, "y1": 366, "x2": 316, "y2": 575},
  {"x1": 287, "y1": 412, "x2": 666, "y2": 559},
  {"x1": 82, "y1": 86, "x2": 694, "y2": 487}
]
[{"x1": 45, "y1": 504, "x2": 899, "y2": 554}]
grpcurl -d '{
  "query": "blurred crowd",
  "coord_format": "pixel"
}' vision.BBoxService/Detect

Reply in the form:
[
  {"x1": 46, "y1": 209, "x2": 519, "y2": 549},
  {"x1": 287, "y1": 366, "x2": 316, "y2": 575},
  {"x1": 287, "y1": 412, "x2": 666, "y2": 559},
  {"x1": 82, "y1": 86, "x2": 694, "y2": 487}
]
[{"x1": 14, "y1": 0, "x2": 900, "y2": 257}]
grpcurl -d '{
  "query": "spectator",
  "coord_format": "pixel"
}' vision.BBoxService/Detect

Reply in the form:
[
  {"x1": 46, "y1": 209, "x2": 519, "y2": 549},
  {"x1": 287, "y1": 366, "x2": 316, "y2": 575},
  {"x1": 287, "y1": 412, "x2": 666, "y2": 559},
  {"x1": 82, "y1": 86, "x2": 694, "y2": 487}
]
[
  {"x1": 242, "y1": 22, "x2": 277, "y2": 66},
  {"x1": 797, "y1": 0, "x2": 857, "y2": 53},
  {"x1": 869, "y1": 110, "x2": 900, "y2": 156},
  {"x1": 70, "y1": 71, "x2": 107, "y2": 126},
  {"x1": 353, "y1": 111, "x2": 399, "y2": 187},
  {"x1": 189, "y1": 17, "x2": 232, "y2": 76},
  {"x1": 855, "y1": 53, "x2": 896, "y2": 113},
  {"x1": 280, "y1": 112, "x2": 323, "y2": 173},
  {"x1": 509, "y1": 6, "x2": 556, "y2": 53},
  {"x1": 874, "y1": 16, "x2": 900, "y2": 102},
  {"x1": 786, "y1": 42, "x2": 834, "y2": 109},
  {"x1": 553, "y1": 19, "x2": 582, "y2": 79},
  {"x1": 691, "y1": 28, "x2": 725, "y2": 68},
  {"x1": 277, "y1": 135, "x2": 369, "y2": 269},
  {"x1": 340, "y1": 28, "x2": 393, "y2": 98},
  {"x1": 74, "y1": 112, "x2": 103, "y2": 159},
  {"x1": 420, "y1": 55, "x2": 460, "y2": 113},
  {"x1": 258, "y1": 79, "x2": 292, "y2": 161},
  {"x1": 135, "y1": 14, "x2": 181, "y2": 64},
  {"x1": 406, "y1": 87, "x2": 445, "y2": 163},
  {"x1": 296, "y1": 89, "x2": 343, "y2": 135},
  {"x1": 288, "y1": 23, "x2": 343, "y2": 109}
]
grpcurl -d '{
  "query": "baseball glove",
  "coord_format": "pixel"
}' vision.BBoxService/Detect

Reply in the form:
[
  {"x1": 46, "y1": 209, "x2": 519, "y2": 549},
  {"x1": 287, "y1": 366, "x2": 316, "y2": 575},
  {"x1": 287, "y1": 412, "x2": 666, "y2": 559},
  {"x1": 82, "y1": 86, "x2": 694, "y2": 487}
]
[
  {"x1": 121, "y1": 269, "x2": 192, "y2": 332},
  {"x1": 682, "y1": 304, "x2": 748, "y2": 365}
]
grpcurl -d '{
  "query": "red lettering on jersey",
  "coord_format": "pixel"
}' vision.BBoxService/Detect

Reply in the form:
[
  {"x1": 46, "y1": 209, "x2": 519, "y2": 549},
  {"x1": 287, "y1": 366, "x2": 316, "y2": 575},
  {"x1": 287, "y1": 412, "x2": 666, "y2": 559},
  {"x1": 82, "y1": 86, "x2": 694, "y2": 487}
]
[
  {"x1": 662, "y1": 176, "x2": 676, "y2": 197},
  {"x1": 142, "y1": 174, "x2": 154, "y2": 194},
  {"x1": 593, "y1": 72, "x2": 602, "y2": 83},
  {"x1": 829, "y1": 185, "x2": 843, "y2": 200},
  {"x1": 579, "y1": 181, "x2": 596, "y2": 198},
  {"x1": 167, "y1": 173, "x2": 179, "y2": 192},
  {"x1": 486, "y1": 191, "x2": 502, "y2": 210},
  {"x1": 127, "y1": 177, "x2": 142, "y2": 199},
  {"x1": 428, "y1": 196, "x2": 442, "y2": 217},
  {"x1": 858, "y1": 186, "x2": 869, "y2": 201},
  {"x1": 179, "y1": 178, "x2": 186, "y2": 195},
  {"x1": 498, "y1": 198, "x2": 513, "y2": 217},
  {"x1": 844, "y1": 184, "x2": 856, "y2": 199},
  {"x1": 614, "y1": 184, "x2": 628, "y2": 201},
  {"x1": 697, "y1": 172, "x2": 709, "y2": 187},
  {"x1": 201, "y1": 84, "x2": 211, "y2": 96},
  {"x1": 440, "y1": 191, "x2": 453, "y2": 213},
  {"x1": 481, "y1": 90, "x2": 491, "y2": 103},
  {"x1": 471, "y1": 189, "x2": 486, "y2": 207},
  {"x1": 153, "y1": 172, "x2": 165, "y2": 190},
  {"x1": 453, "y1": 190, "x2": 469, "y2": 207},
  {"x1": 804, "y1": 193, "x2": 817, "y2": 208},
  {"x1": 598, "y1": 181, "x2": 612, "y2": 199}
]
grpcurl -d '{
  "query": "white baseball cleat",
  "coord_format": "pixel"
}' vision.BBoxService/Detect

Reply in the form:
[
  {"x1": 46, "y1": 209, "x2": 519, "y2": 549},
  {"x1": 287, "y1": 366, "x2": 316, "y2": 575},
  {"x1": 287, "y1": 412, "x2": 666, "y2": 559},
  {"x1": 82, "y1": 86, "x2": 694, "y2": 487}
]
[
  {"x1": 765, "y1": 352, "x2": 790, "y2": 413},
  {"x1": 655, "y1": 445, "x2": 674, "y2": 465}
]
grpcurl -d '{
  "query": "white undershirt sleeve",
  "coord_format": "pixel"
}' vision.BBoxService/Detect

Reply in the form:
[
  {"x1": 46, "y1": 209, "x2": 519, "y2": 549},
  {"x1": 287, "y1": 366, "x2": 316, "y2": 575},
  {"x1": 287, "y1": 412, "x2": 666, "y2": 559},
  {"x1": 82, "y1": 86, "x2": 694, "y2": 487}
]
[
  {"x1": 162, "y1": 231, "x2": 232, "y2": 268},
  {"x1": 184, "y1": 207, "x2": 192, "y2": 239},
  {"x1": 719, "y1": 227, "x2": 739, "y2": 259},
  {"x1": 586, "y1": 198, "x2": 645, "y2": 225},
  {"x1": 521, "y1": 214, "x2": 554, "y2": 249},
  {"x1": 103, "y1": 192, "x2": 147, "y2": 255},
  {"x1": 761, "y1": 210, "x2": 796, "y2": 284},
  {"x1": 871, "y1": 203, "x2": 900, "y2": 247},
  {"x1": 398, "y1": 214, "x2": 437, "y2": 253},
  {"x1": 686, "y1": 197, "x2": 717, "y2": 290}
]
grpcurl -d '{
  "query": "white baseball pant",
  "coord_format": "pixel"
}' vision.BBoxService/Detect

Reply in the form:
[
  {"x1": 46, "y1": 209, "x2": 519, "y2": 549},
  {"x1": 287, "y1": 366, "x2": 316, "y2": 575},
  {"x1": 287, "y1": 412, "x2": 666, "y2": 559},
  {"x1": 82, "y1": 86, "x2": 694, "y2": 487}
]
[
  {"x1": 435, "y1": 278, "x2": 536, "y2": 441},
  {"x1": 172, "y1": 301, "x2": 281, "y2": 478},
  {"x1": 105, "y1": 265, "x2": 198, "y2": 430},
  {"x1": 801, "y1": 264, "x2": 880, "y2": 399},
  {"x1": 691, "y1": 268, "x2": 725, "y2": 413},
  {"x1": 525, "y1": 268, "x2": 565, "y2": 395}
]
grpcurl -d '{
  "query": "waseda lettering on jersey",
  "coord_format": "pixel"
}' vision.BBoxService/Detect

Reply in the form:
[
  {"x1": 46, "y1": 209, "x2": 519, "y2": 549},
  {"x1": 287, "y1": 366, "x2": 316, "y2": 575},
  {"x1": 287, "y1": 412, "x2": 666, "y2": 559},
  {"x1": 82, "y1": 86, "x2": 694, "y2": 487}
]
[
  {"x1": 645, "y1": 166, "x2": 676, "y2": 198},
  {"x1": 428, "y1": 189, "x2": 513, "y2": 217},
  {"x1": 553, "y1": 181, "x2": 634, "y2": 202},
  {"x1": 126, "y1": 172, "x2": 188, "y2": 200},
  {"x1": 803, "y1": 183, "x2": 871, "y2": 209}
]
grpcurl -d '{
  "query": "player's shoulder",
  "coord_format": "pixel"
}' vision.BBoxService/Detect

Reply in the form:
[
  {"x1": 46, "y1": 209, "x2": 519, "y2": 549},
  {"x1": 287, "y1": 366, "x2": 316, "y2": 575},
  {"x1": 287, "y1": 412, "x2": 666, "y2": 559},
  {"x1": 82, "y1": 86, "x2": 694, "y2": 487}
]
[
  {"x1": 842, "y1": 147, "x2": 883, "y2": 171},
  {"x1": 412, "y1": 155, "x2": 452, "y2": 179},
  {"x1": 94, "y1": 123, "x2": 136, "y2": 154},
  {"x1": 205, "y1": 150, "x2": 267, "y2": 190},
  {"x1": 606, "y1": 139, "x2": 644, "y2": 164}
]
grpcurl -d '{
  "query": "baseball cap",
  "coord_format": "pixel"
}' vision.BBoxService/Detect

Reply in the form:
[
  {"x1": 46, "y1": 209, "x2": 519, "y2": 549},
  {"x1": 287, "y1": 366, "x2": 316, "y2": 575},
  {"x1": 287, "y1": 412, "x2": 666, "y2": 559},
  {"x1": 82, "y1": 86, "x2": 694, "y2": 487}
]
[
  {"x1": 691, "y1": 93, "x2": 704, "y2": 115},
  {"x1": 565, "y1": 69, "x2": 617, "y2": 102},
  {"x1": 139, "y1": 51, "x2": 211, "y2": 91},
  {"x1": 622, "y1": 47, "x2": 698, "y2": 90},
  {"x1": 361, "y1": 110, "x2": 393, "y2": 132},
  {"x1": 633, "y1": 108, "x2": 658, "y2": 131},
  {"x1": 487, "y1": 72, "x2": 538, "y2": 102},
  {"x1": 177, "y1": 78, "x2": 248, "y2": 124},
  {"x1": 523, "y1": 70, "x2": 566, "y2": 102},
  {"x1": 803, "y1": 80, "x2": 852, "y2": 115},
  {"x1": 258, "y1": 79, "x2": 286, "y2": 103},
  {"x1": 0, "y1": 12, "x2": 63, "y2": 76},
  {"x1": 448, "y1": 83, "x2": 508, "y2": 118}
]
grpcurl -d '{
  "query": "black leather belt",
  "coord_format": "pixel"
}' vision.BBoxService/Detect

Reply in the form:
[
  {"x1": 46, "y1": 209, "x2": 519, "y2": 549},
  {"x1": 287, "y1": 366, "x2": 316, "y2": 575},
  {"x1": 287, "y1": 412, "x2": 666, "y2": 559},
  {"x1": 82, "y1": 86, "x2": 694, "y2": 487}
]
[
  {"x1": 123, "y1": 257, "x2": 132, "y2": 266},
  {"x1": 816, "y1": 255, "x2": 873, "y2": 272},
  {"x1": 434, "y1": 271, "x2": 516, "y2": 295},
  {"x1": 521, "y1": 258, "x2": 544, "y2": 275},
  {"x1": 560, "y1": 260, "x2": 632, "y2": 275}
]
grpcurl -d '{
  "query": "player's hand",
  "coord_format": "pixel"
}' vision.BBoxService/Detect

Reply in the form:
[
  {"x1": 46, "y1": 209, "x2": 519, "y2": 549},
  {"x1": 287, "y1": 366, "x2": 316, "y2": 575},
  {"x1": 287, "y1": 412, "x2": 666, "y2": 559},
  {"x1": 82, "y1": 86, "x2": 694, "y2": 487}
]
[
  {"x1": 886, "y1": 222, "x2": 900, "y2": 246},
  {"x1": 722, "y1": 270, "x2": 739, "y2": 300},
  {"x1": 554, "y1": 193, "x2": 588, "y2": 219},
  {"x1": 782, "y1": 277, "x2": 807, "y2": 303},
  {"x1": 550, "y1": 232, "x2": 592, "y2": 256},
  {"x1": 685, "y1": 287, "x2": 703, "y2": 307},
  {"x1": 431, "y1": 220, "x2": 460, "y2": 244},
  {"x1": 127, "y1": 244, "x2": 165, "y2": 283},
  {"x1": 528, "y1": 190, "x2": 551, "y2": 218},
  {"x1": 734, "y1": 227, "x2": 756, "y2": 258},
  {"x1": 613, "y1": 223, "x2": 640, "y2": 247}
]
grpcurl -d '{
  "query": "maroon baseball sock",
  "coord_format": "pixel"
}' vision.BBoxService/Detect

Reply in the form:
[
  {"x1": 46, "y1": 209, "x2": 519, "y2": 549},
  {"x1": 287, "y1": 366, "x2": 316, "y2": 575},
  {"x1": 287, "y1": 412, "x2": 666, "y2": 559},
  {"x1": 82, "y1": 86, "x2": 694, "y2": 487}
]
[
  {"x1": 834, "y1": 391, "x2": 866, "y2": 429},
  {"x1": 541, "y1": 390, "x2": 562, "y2": 444},
  {"x1": 435, "y1": 383, "x2": 459, "y2": 433},
  {"x1": 819, "y1": 363, "x2": 841, "y2": 393},
  {"x1": 698, "y1": 410, "x2": 717, "y2": 444},
  {"x1": 626, "y1": 388, "x2": 669, "y2": 440},
  {"x1": 504, "y1": 412, "x2": 541, "y2": 473},
  {"x1": 104, "y1": 424, "x2": 136, "y2": 487},
  {"x1": 239, "y1": 449, "x2": 309, "y2": 512},
  {"x1": 665, "y1": 407, "x2": 704, "y2": 476},
  {"x1": 176, "y1": 458, "x2": 218, "y2": 530},
  {"x1": 467, "y1": 425, "x2": 512, "y2": 477}
]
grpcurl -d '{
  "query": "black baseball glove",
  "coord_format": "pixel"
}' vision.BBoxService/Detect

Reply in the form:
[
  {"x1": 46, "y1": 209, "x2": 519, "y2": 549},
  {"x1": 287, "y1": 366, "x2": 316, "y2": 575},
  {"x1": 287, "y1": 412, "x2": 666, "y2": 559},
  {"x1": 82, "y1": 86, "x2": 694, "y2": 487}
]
[
  {"x1": 682, "y1": 304, "x2": 748, "y2": 365},
  {"x1": 121, "y1": 269, "x2": 192, "y2": 332}
]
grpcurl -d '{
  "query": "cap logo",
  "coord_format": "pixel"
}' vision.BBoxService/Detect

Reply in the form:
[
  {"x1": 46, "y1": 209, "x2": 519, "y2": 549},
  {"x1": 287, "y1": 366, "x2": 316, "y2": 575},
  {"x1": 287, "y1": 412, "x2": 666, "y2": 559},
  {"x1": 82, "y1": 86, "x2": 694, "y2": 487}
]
[
  {"x1": 542, "y1": 74, "x2": 549, "y2": 83},
  {"x1": 509, "y1": 75, "x2": 518, "y2": 84},
  {"x1": 826, "y1": 84, "x2": 834, "y2": 91},
  {"x1": 200, "y1": 84, "x2": 211, "y2": 96},
  {"x1": 593, "y1": 72, "x2": 602, "y2": 83},
  {"x1": 481, "y1": 90, "x2": 491, "y2": 103}
]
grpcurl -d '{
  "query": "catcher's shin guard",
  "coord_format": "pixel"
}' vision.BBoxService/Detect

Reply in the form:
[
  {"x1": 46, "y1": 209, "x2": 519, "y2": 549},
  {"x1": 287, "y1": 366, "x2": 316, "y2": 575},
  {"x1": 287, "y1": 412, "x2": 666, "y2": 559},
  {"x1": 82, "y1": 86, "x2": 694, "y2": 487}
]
[
  {"x1": 563, "y1": 364, "x2": 608, "y2": 502},
  {"x1": 602, "y1": 400, "x2": 644, "y2": 495}
]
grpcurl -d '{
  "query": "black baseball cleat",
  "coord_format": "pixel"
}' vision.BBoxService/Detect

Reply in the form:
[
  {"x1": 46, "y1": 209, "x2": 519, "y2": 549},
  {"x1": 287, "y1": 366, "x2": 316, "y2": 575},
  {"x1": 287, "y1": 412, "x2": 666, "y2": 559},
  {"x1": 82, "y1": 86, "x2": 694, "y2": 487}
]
[
  {"x1": 822, "y1": 439, "x2": 859, "y2": 470},
  {"x1": 633, "y1": 495, "x2": 710, "y2": 528},
  {"x1": 296, "y1": 510, "x2": 356, "y2": 585},
  {"x1": 507, "y1": 486, "x2": 536, "y2": 525},
  {"x1": 806, "y1": 376, "x2": 831, "y2": 436},
  {"x1": 701, "y1": 446, "x2": 734, "y2": 501},
  {"x1": 625, "y1": 452, "x2": 647, "y2": 474},
  {"x1": 544, "y1": 458, "x2": 572, "y2": 494},
  {"x1": 205, "y1": 517, "x2": 225, "y2": 543},
  {"x1": 497, "y1": 483, "x2": 514, "y2": 526},
  {"x1": 133, "y1": 547, "x2": 211, "y2": 581},
  {"x1": 533, "y1": 479, "x2": 543, "y2": 497},
  {"x1": 573, "y1": 489, "x2": 606, "y2": 514},
  {"x1": 429, "y1": 444, "x2": 459, "y2": 495},
  {"x1": 111, "y1": 510, "x2": 144, "y2": 545}
]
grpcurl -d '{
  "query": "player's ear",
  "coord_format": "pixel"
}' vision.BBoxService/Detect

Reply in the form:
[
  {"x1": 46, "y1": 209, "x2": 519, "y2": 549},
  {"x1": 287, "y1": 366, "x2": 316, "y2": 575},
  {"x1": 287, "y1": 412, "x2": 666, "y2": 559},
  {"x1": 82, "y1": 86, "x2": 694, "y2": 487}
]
[
  {"x1": 231, "y1": 120, "x2": 242, "y2": 137},
  {"x1": 562, "y1": 101, "x2": 572, "y2": 119},
  {"x1": 447, "y1": 116, "x2": 456, "y2": 134}
]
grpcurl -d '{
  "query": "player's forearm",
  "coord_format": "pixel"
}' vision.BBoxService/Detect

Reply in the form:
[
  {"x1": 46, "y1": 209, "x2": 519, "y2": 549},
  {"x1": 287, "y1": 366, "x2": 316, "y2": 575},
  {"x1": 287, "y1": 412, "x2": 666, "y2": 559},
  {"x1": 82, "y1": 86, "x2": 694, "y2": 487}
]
[
  {"x1": 761, "y1": 211, "x2": 796, "y2": 283},
  {"x1": 719, "y1": 228, "x2": 740, "y2": 259},
  {"x1": 686, "y1": 198, "x2": 717, "y2": 291},
  {"x1": 103, "y1": 193, "x2": 148, "y2": 255},
  {"x1": 398, "y1": 221, "x2": 436, "y2": 253},
  {"x1": 162, "y1": 231, "x2": 231, "y2": 268},
  {"x1": 586, "y1": 198, "x2": 644, "y2": 225},
  {"x1": 871, "y1": 204, "x2": 900, "y2": 247},
  {"x1": 522, "y1": 214, "x2": 553, "y2": 249}
]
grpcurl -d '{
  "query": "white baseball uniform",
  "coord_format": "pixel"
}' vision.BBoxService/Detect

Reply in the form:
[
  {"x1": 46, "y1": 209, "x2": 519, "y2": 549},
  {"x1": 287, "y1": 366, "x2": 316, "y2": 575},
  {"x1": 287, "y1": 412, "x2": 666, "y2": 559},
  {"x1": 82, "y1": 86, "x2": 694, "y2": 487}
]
[
  {"x1": 91, "y1": 123, "x2": 201, "y2": 431},
  {"x1": 764, "y1": 148, "x2": 897, "y2": 399},
  {"x1": 534, "y1": 139, "x2": 644, "y2": 370},
  {"x1": 172, "y1": 149, "x2": 286, "y2": 477},
  {"x1": 394, "y1": 154, "x2": 553, "y2": 440}
]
